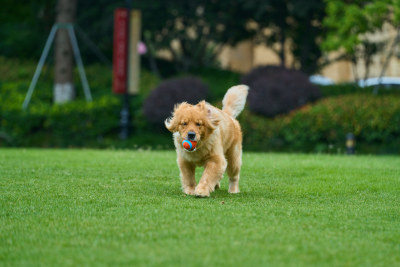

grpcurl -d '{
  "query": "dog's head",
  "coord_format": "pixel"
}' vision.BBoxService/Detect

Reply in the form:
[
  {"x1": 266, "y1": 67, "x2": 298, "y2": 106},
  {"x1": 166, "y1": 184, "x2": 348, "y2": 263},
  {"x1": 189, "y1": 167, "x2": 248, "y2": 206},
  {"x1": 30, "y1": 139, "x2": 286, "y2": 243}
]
[{"x1": 165, "y1": 101, "x2": 220, "y2": 142}]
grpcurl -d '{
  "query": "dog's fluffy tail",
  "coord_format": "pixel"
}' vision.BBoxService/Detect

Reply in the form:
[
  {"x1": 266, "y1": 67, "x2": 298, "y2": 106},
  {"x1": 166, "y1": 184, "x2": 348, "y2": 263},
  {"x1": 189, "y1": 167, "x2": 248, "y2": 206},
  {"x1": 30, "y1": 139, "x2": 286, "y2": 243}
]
[{"x1": 222, "y1": 85, "x2": 249, "y2": 118}]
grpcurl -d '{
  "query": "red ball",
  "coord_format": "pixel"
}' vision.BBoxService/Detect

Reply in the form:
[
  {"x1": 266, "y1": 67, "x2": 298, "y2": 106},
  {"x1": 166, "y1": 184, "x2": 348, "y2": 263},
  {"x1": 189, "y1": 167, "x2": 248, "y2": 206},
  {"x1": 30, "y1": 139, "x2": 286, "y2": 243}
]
[{"x1": 182, "y1": 140, "x2": 197, "y2": 151}]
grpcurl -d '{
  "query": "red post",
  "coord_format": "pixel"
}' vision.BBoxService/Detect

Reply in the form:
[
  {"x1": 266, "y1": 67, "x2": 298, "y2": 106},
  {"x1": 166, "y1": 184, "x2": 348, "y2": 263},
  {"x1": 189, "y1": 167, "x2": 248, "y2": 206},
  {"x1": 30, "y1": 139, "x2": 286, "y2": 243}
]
[{"x1": 112, "y1": 8, "x2": 128, "y2": 94}]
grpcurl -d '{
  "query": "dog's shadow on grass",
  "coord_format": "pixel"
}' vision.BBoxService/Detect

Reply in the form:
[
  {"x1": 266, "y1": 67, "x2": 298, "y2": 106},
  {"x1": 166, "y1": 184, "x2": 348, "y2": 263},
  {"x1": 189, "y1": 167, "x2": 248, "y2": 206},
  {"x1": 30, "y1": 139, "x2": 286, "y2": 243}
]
[
  {"x1": 167, "y1": 187, "x2": 277, "y2": 202},
  {"x1": 158, "y1": 180, "x2": 279, "y2": 202}
]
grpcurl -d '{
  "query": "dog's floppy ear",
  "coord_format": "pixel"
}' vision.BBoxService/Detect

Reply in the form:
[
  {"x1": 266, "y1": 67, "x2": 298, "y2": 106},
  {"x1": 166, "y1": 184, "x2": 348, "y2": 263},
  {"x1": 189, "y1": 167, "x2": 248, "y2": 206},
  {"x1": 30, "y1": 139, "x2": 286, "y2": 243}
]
[
  {"x1": 197, "y1": 101, "x2": 219, "y2": 130},
  {"x1": 164, "y1": 116, "x2": 177, "y2": 132},
  {"x1": 196, "y1": 101, "x2": 207, "y2": 112},
  {"x1": 207, "y1": 108, "x2": 220, "y2": 129},
  {"x1": 165, "y1": 102, "x2": 189, "y2": 132}
]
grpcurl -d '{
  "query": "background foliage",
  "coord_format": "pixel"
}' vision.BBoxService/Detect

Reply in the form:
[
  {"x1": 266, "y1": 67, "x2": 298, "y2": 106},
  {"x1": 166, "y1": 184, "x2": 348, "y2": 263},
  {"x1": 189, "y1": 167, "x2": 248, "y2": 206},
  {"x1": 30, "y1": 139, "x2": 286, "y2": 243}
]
[
  {"x1": 1, "y1": 58, "x2": 399, "y2": 153},
  {"x1": 0, "y1": 0, "x2": 327, "y2": 74},
  {"x1": 240, "y1": 94, "x2": 400, "y2": 153},
  {"x1": 322, "y1": 0, "x2": 400, "y2": 80},
  {"x1": 143, "y1": 77, "x2": 209, "y2": 125},
  {"x1": 241, "y1": 66, "x2": 321, "y2": 117},
  {"x1": 1, "y1": 1, "x2": 400, "y2": 154}
]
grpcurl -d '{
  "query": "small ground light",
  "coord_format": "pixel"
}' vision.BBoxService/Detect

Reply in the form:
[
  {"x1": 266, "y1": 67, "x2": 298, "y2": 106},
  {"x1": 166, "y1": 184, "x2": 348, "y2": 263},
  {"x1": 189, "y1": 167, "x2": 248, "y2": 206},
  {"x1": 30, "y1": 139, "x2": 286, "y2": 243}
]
[{"x1": 346, "y1": 133, "x2": 355, "y2": 154}]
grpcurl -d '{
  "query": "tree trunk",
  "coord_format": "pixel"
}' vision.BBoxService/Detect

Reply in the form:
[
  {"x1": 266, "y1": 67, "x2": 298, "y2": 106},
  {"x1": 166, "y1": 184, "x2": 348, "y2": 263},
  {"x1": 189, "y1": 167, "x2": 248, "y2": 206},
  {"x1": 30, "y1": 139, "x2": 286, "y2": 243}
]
[{"x1": 54, "y1": 0, "x2": 77, "y2": 104}]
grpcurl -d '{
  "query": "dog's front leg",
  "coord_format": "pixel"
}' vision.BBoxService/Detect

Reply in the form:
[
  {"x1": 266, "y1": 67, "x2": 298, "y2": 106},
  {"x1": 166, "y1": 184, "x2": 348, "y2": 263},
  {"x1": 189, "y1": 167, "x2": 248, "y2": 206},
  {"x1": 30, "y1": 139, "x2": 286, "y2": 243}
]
[
  {"x1": 178, "y1": 158, "x2": 196, "y2": 195},
  {"x1": 195, "y1": 156, "x2": 227, "y2": 197}
]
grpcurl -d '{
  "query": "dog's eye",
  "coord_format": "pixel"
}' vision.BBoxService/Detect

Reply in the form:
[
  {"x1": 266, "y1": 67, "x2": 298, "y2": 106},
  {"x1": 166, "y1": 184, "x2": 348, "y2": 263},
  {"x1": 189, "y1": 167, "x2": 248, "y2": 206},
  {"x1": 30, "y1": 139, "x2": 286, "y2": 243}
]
[
  {"x1": 196, "y1": 122, "x2": 202, "y2": 127},
  {"x1": 182, "y1": 122, "x2": 187, "y2": 126}
]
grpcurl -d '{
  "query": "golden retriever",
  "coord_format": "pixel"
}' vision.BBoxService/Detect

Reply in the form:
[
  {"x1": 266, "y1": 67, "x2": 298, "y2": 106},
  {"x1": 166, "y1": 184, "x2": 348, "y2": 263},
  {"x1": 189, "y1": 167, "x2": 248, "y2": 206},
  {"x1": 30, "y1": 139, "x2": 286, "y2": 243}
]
[{"x1": 165, "y1": 85, "x2": 249, "y2": 197}]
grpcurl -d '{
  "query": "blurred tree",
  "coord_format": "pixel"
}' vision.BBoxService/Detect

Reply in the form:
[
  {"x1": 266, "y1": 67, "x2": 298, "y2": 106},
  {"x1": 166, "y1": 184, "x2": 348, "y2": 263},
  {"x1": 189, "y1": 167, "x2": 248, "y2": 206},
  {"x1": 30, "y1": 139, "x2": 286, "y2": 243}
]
[
  {"x1": 130, "y1": 0, "x2": 253, "y2": 72},
  {"x1": 1, "y1": 0, "x2": 328, "y2": 76},
  {"x1": 0, "y1": 0, "x2": 55, "y2": 59},
  {"x1": 244, "y1": 0, "x2": 326, "y2": 74},
  {"x1": 72, "y1": 0, "x2": 254, "y2": 73},
  {"x1": 322, "y1": 0, "x2": 400, "y2": 81},
  {"x1": 0, "y1": 0, "x2": 122, "y2": 62},
  {"x1": 74, "y1": 0, "x2": 121, "y2": 64}
]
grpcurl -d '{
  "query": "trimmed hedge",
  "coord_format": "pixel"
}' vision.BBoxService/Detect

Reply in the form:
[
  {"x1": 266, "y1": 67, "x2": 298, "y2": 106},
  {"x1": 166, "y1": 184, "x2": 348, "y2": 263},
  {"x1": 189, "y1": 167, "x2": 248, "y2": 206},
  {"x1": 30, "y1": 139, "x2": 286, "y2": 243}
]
[
  {"x1": 240, "y1": 94, "x2": 400, "y2": 153},
  {"x1": 320, "y1": 83, "x2": 400, "y2": 97},
  {"x1": 0, "y1": 58, "x2": 167, "y2": 148},
  {"x1": 1, "y1": 57, "x2": 400, "y2": 153},
  {"x1": 2, "y1": 87, "x2": 400, "y2": 153},
  {"x1": 0, "y1": 82, "x2": 175, "y2": 148},
  {"x1": 0, "y1": 96, "x2": 121, "y2": 147}
]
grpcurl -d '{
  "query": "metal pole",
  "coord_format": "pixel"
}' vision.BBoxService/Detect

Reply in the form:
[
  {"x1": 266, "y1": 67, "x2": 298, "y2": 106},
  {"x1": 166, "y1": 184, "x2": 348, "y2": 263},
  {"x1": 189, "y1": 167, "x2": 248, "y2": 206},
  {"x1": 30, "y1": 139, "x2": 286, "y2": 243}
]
[
  {"x1": 119, "y1": 0, "x2": 132, "y2": 140},
  {"x1": 67, "y1": 25, "x2": 92, "y2": 101},
  {"x1": 22, "y1": 25, "x2": 58, "y2": 109}
]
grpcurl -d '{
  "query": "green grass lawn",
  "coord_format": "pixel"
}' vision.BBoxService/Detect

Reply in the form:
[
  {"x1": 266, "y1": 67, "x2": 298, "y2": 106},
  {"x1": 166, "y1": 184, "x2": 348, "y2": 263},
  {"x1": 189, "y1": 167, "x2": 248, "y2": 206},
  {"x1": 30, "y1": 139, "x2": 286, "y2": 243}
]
[{"x1": 1, "y1": 149, "x2": 399, "y2": 266}]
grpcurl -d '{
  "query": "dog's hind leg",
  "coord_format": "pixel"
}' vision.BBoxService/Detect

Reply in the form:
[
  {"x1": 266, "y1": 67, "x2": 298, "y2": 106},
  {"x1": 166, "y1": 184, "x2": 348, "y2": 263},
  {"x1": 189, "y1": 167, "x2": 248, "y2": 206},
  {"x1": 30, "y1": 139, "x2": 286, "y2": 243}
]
[
  {"x1": 178, "y1": 158, "x2": 196, "y2": 195},
  {"x1": 226, "y1": 145, "x2": 242, "y2": 194}
]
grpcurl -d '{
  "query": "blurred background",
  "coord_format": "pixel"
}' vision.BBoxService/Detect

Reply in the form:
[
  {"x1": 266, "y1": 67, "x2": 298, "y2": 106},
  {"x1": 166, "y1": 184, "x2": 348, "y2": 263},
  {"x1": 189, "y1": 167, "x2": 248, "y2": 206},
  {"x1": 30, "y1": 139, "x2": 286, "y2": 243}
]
[{"x1": 0, "y1": 0, "x2": 399, "y2": 154}]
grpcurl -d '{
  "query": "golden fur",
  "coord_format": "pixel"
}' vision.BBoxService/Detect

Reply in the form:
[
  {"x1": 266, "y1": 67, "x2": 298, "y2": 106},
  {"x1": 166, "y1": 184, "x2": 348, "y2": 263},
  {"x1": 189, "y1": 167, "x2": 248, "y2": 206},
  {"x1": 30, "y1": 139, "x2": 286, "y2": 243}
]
[{"x1": 165, "y1": 85, "x2": 249, "y2": 197}]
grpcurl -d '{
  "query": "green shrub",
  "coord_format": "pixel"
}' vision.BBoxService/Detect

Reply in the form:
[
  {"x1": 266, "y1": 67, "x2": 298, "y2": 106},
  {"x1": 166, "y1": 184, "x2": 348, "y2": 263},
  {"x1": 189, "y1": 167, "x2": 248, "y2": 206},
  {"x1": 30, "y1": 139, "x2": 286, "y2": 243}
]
[
  {"x1": 143, "y1": 76, "x2": 209, "y2": 126},
  {"x1": 240, "y1": 94, "x2": 400, "y2": 154},
  {"x1": 0, "y1": 76, "x2": 170, "y2": 148},
  {"x1": 241, "y1": 66, "x2": 321, "y2": 117},
  {"x1": 320, "y1": 83, "x2": 400, "y2": 97},
  {"x1": 1, "y1": 57, "x2": 400, "y2": 153},
  {"x1": 0, "y1": 95, "x2": 121, "y2": 147},
  {"x1": 0, "y1": 56, "x2": 160, "y2": 99}
]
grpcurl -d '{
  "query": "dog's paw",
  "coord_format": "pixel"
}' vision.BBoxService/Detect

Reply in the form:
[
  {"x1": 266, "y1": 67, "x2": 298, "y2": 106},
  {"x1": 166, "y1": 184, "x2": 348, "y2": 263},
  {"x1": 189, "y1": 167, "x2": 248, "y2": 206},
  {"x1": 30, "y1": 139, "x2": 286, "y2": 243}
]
[
  {"x1": 228, "y1": 188, "x2": 240, "y2": 194},
  {"x1": 228, "y1": 182, "x2": 240, "y2": 194},
  {"x1": 194, "y1": 185, "x2": 210, "y2": 197},
  {"x1": 183, "y1": 187, "x2": 195, "y2": 195}
]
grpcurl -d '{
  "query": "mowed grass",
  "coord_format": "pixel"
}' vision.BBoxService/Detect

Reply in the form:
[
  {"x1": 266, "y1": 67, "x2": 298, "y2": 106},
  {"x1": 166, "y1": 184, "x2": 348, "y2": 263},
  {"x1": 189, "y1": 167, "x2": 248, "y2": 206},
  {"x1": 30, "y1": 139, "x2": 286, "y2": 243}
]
[{"x1": 0, "y1": 149, "x2": 399, "y2": 266}]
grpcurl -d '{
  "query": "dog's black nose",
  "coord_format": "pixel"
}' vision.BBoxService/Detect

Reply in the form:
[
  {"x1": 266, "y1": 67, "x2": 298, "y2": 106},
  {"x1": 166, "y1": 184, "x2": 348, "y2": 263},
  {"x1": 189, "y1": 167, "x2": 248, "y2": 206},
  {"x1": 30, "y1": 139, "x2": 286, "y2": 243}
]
[{"x1": 187, "y1": 131, "x2": 196, "y2": 140}]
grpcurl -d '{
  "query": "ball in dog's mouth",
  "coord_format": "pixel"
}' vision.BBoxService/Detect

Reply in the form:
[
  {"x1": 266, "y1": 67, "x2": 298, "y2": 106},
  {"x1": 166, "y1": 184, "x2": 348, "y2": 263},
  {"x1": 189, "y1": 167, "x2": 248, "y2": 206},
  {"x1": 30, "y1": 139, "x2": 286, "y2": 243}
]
[{"x1": 182, "y1": 139, "x2": 197, "y2": 152}]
